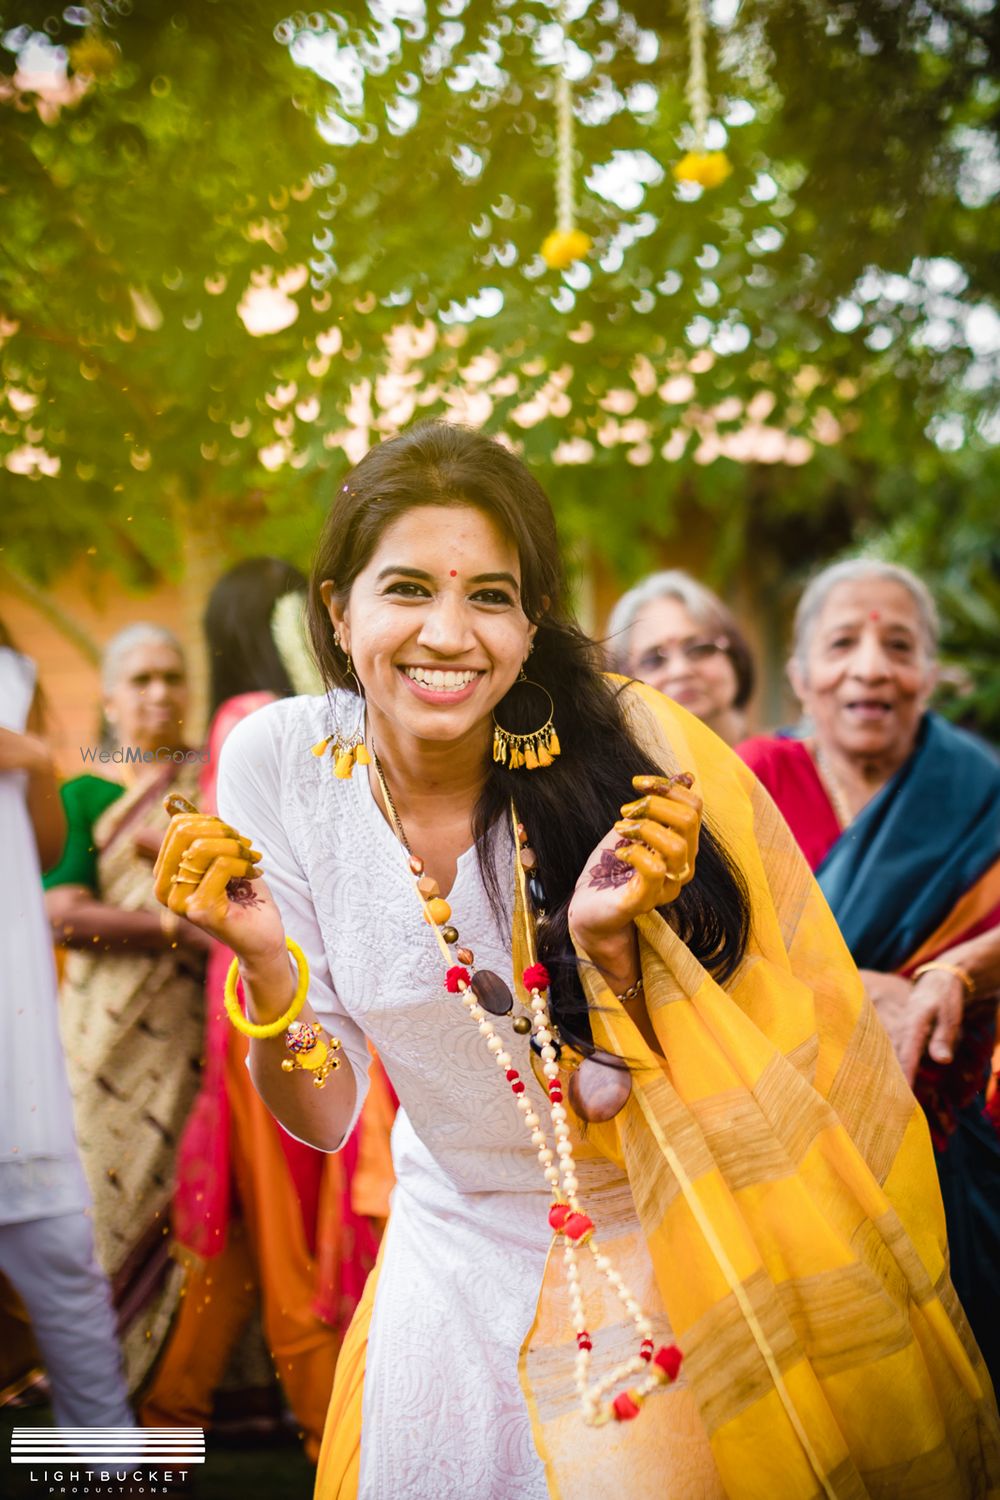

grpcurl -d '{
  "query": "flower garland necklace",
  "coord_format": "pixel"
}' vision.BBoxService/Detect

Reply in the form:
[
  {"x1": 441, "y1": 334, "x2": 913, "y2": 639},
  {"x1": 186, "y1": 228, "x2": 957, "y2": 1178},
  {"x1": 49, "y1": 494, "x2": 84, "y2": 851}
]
[{"x1": 370, "y1": 747, "x2": 683, "y2": 1426}]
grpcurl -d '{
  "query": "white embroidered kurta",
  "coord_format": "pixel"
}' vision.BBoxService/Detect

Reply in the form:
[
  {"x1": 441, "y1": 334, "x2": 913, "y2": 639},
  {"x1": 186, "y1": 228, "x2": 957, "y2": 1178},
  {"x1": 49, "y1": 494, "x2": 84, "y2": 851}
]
[{"x1": 217, "y1": 694, "x2": 717, "y2": 1500}]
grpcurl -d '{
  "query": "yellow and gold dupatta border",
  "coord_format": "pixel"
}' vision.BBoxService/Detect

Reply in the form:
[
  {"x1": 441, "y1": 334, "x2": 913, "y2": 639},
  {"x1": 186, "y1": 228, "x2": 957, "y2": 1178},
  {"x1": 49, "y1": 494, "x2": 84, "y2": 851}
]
[{"x1": 520, "y1": 683, "x2": 1000, "y2": 1500}]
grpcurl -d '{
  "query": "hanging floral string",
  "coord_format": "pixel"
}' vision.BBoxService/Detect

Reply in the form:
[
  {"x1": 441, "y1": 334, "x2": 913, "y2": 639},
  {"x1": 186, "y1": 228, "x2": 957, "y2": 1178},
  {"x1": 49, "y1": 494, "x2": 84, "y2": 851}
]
[
  {"x1": 673, "y1": 0, "x2": 732, "y2": 189},
  {"x1": 68, "y1": 27, "x2": 119, "y2": 79},
  {"x1": 541, "y1": 8, "x2": 592, "y2": 269}
]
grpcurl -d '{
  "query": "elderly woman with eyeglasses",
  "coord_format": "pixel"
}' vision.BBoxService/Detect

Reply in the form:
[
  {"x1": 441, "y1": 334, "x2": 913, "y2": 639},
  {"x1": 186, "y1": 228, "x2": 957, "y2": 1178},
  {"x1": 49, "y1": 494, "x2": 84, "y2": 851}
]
[
  {"x1": 606, "y1": 571, "x2": 755, "y2": 745},
  {"x1": 738, "y1": 558, "x2": 1000, "y2": 1383}
]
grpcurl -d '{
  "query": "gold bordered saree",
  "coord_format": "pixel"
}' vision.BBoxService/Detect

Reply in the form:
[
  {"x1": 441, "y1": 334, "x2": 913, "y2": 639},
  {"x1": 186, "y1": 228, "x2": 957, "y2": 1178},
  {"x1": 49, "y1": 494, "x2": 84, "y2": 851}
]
[{"x1": 317, "y1": 683, "x2": 1000, "y2": 1499}]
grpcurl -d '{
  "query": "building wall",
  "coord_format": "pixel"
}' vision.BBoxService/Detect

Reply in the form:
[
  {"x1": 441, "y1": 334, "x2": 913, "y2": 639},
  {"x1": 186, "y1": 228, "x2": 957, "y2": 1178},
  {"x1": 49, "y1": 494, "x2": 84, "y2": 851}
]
[
  {"x1": 2, "y1": 567, "x2": 194, "y2": 777},
  {"x1": 4, "y1": 544, "x2": 791, "y2": 780}
]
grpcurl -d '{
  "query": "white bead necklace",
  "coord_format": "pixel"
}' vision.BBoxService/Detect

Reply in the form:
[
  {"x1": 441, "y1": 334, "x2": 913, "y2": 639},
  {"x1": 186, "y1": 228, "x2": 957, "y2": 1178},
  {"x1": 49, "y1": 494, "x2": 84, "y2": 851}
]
[{"x1": 370, "y1": 751, "x2": 683, "y2": 1427}]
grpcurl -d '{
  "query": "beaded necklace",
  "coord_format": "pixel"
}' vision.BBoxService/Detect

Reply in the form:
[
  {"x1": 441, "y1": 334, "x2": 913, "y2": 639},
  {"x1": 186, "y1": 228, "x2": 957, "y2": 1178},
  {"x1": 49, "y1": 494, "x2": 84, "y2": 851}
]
[{"x1": 370, "y1": 749, "x2": 683, "y2": 1426}]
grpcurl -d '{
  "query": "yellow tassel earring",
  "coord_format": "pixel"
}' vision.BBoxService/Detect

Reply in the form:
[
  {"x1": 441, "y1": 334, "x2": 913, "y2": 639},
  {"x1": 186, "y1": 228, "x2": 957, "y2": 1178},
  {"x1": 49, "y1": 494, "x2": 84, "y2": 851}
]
[
  {"x1": 310, "y1": 635, "x2": 371, "y2": 778},
  {"x1": 492, "y1": 676, "x2": 560, "y2": 772}
]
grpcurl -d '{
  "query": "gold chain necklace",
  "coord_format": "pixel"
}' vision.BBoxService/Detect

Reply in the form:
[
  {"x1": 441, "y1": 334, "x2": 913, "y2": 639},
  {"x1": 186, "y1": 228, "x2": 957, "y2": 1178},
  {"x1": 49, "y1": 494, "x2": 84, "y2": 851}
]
[
  {"x1": 812, "y1": 743, "x2": 853, "y2": 830},
  {"x1": 371, "y1": 748, "x2": 411, "y2": 852}
]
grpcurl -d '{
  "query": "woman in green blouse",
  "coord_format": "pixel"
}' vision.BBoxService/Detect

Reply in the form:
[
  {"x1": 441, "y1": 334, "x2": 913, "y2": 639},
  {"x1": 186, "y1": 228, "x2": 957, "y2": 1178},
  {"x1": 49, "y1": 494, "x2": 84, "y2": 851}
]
[{"x1": 44, "y1": 623, "x2": 211, "y2": 1393}]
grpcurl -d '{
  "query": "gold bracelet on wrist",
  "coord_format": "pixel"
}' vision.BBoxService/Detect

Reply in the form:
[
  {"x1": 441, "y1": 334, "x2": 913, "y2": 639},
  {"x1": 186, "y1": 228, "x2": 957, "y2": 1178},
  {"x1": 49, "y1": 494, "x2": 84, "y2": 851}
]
[
  {"x1": 912, "y1": 961, "x2": 975, "y2": 997},
  {"x1": 223, "y1": 937, "x2": 341, "y2": 1088}
]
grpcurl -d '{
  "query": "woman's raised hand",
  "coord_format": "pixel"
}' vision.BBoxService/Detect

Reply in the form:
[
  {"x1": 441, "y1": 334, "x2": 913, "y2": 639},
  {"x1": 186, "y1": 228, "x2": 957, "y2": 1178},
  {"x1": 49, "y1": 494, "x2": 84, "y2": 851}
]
[
  {"x1": 568, "y1": 772, "x2": 701, "y2": 946},
  {"x1": 152, "y1": 794, "x2": 287, "y2": 963}
]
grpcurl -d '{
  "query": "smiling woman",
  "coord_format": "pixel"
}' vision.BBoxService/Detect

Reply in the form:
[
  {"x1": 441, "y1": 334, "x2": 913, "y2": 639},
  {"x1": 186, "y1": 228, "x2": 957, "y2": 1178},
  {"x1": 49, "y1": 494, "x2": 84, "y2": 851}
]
[
  {"x1": 42, "y1": 625, "x2": 210, "y2": 1393},
  {"x1": 738, "y1": 557, "x2": 1000, "y2": 1382},
  {"x1": 607, "y1": 570, "x2": 755, "y2": 746},
  {"x1": 320, "y1": 507, "x2": 532, "y2": 782},
  {"x1": 154, "y1": 429, "x2": 998, "y2": 1499}
]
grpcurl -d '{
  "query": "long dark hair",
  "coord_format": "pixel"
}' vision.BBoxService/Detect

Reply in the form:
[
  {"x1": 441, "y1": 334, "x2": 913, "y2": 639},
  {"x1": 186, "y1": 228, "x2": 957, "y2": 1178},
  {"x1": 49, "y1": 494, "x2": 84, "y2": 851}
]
[
  {"x1": 308, "y1": 424, "x2": 750, "y2": 1051},
  {"x1": 205, "y1": 558, "x2": 307, "y2": 718}
]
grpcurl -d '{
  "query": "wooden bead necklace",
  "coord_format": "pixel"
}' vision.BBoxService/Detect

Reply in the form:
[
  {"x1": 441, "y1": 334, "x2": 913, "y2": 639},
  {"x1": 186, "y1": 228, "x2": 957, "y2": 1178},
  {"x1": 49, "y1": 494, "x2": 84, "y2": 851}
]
[{"x1": 370, "y1": 749, "x2": 682, "y2": 1426}]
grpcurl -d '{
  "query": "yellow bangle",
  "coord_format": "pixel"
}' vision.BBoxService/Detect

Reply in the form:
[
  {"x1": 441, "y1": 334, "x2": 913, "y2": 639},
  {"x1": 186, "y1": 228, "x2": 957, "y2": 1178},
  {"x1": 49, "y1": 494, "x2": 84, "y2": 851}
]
[
  {"x1": 912, "y1": 961, "x2": 975, "y2": 997},
  {"x1": 224, "y1": 937, "x2": 310, "y2": 1038}
]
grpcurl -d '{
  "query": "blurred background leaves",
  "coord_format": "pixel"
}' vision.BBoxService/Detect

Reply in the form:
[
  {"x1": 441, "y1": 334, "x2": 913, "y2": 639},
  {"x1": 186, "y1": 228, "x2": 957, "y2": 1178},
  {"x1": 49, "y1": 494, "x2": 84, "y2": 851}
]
[{"x1": 1, "y1": 0, "x2": 997, "y2": 728}]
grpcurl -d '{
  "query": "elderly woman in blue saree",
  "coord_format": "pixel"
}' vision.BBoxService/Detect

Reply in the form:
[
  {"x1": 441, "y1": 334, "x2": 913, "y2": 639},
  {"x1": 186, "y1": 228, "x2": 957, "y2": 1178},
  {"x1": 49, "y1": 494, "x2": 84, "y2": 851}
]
[{"x1": 739, "y1": 558, "x2": 1000, "y2": 1382}]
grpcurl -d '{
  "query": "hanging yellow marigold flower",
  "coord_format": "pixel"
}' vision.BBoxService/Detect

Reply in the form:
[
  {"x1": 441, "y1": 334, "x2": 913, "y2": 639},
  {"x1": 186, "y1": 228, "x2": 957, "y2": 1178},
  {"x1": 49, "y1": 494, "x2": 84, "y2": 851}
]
[
  {"x1": 69, "y1": 31, "x2": 119, "y2": 79},
  {"x1": 541, "y1": 228, "x2": 592, "y2": 270},
  {"x1": 672, "y1": 151, "x2": 732, "y2": 189}
]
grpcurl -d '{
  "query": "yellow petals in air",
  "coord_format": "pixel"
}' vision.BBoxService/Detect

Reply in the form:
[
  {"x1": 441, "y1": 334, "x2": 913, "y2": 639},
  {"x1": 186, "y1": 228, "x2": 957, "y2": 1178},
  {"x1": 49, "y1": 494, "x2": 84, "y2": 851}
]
[
  {"x1": 69, "y1": 32, "x2": 119, "y2": 78},
  {"x1": 672, "y1": 152, "x2": 733, "y2": 189},
  {"x1": 541, "y1": 229, "x2": 592, "y2": 270}
]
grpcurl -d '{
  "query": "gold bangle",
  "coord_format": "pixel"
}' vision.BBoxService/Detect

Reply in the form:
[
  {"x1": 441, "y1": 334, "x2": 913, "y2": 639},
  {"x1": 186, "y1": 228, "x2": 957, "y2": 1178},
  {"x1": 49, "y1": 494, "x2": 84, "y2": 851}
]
[
  {"x1": 224, "y1": 937, "x2": 310, "y2": 1038},
  {"x1": 912, "y1": 961, "x2": 975, "y2": 997}
]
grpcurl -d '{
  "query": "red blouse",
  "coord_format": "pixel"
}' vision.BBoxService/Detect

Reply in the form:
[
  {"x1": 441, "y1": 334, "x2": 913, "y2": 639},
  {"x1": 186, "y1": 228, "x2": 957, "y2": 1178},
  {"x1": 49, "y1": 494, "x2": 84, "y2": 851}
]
[{"x1": 736, "y1": 735, "x2": 842, "y2": 873}]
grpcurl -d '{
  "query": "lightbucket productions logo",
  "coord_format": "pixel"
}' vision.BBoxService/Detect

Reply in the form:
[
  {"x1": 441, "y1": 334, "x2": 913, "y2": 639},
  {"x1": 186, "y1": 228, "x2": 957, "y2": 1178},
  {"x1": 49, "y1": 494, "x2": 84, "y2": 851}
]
[{"x1": 10, "y1": 1427, "x2": 204, "y2": 1495}]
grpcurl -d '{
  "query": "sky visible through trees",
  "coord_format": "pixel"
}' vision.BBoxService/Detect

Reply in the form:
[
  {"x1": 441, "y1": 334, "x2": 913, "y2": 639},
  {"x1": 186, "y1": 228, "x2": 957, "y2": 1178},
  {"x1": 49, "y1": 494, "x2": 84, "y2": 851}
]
[{"x1": 1, "y1": 1, "x2": 998, "y2": 721}]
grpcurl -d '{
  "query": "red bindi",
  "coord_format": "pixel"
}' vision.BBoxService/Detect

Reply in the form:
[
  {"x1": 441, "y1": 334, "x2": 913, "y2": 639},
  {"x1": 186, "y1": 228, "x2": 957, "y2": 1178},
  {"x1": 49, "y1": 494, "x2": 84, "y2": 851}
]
[
  {"x1": 869, "y1": 609, "x2": 880, "y2": 621},
  {"x1": 449, "y1": 569, "x2": 457, "y2": 577}
]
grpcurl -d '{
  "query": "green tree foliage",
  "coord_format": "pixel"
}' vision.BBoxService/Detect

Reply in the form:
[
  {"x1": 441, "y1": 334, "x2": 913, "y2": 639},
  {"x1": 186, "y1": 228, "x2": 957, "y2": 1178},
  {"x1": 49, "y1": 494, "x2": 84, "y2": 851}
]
[
  {"x1": 1, "y1": 0, "x2": 336, "y2": 586},
  {"x1": 1, "y1": 0, "x2": 997, "y2": 590},
  {"x1": 859, "y1": 440, "x2": 1000, "y2": 738}
]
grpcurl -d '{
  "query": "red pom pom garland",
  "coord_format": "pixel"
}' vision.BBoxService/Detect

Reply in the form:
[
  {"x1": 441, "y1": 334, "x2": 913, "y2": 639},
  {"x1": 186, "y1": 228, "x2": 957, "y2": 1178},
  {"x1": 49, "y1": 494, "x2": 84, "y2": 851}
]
[
  {"x1": 548, "y1": 1201, "x2": 572, "y2": 1232},
  {"x1": 653, "y1": 1344, "x2": 684, "y2": 1383},
  {"x1": 612, "y1": 1391, "x2": 642, "y2": 1421},
  {"x1": 522, "y1": 962, "x2": 550, "y2": 992},
  {"x1": 372, "y1": 761, "x2": 680, "y2": 1430}
]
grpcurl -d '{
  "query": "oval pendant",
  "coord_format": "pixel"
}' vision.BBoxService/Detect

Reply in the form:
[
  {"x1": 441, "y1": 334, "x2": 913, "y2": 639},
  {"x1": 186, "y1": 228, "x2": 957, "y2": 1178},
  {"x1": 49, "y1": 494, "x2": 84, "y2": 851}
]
[
  {"x1": 470, "y1": 969, "x2": 514, "y2": 1016},
  {"x1": 568, "y1": 1056, "x2": 632, "y2": 1123}
]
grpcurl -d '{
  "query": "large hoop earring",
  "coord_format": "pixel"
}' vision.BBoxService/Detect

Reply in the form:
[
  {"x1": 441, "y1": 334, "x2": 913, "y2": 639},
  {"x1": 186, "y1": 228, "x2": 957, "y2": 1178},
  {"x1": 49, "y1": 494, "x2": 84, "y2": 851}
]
[
  {"x1": 492, "y1": 675, "x2": 561, "y2": 771},
  {"x1": 311, "y1": 639, "x2": 370, "y2": 779}
]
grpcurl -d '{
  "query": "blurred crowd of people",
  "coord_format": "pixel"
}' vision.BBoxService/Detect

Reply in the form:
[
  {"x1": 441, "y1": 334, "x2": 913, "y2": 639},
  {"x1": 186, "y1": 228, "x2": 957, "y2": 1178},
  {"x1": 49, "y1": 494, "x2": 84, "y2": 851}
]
[{"x1": 2, "y1": 546, "x2": 998, "y2": 1447}]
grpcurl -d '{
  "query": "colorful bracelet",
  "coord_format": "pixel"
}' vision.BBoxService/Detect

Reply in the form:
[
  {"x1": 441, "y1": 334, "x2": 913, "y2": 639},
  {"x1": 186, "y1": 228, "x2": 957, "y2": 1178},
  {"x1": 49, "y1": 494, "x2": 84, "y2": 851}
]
[
  {"x1": 912, "y1": 961, "x2": 975, "y2": 997},
  {"x1": 223, "y1": 936, "x2": 341, "y2": 1088}
]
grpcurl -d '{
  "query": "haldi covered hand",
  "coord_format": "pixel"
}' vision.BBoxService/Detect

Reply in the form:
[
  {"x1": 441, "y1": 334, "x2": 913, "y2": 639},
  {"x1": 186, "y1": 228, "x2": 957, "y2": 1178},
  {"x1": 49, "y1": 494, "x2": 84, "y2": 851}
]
[
  {"x1": 153, "y1": 793, "x2": 286, "y2": 963},
  {"x1": 568, "y1": 773, "x2": 702, "y2": 945},
  {"x1": 614, "y1": 772, "x2": 700, "y2": 909}
]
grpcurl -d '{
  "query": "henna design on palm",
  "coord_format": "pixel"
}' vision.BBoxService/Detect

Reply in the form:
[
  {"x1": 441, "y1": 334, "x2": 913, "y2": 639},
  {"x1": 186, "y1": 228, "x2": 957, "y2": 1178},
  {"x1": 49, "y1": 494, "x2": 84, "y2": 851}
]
[{"x1": 587, "y1": 840, "x2": 634, "y2": 891}]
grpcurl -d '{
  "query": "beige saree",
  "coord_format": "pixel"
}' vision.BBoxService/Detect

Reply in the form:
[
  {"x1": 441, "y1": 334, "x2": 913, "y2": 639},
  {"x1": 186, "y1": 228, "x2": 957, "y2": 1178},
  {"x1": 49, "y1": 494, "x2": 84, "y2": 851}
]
[{"x1": 58, "y1": 764, "x2": 204, "y2": 1393}]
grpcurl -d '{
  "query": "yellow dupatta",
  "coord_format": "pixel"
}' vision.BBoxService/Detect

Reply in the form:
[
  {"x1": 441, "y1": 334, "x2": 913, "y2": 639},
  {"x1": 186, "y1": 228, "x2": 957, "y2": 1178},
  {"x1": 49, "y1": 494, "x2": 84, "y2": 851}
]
[
  {"x1": 520, "y1": 683, "x2": 999, "y2": 1498},
  {"x1": 317, "y1": 682, "x2": 999, "y2": 1499}
]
